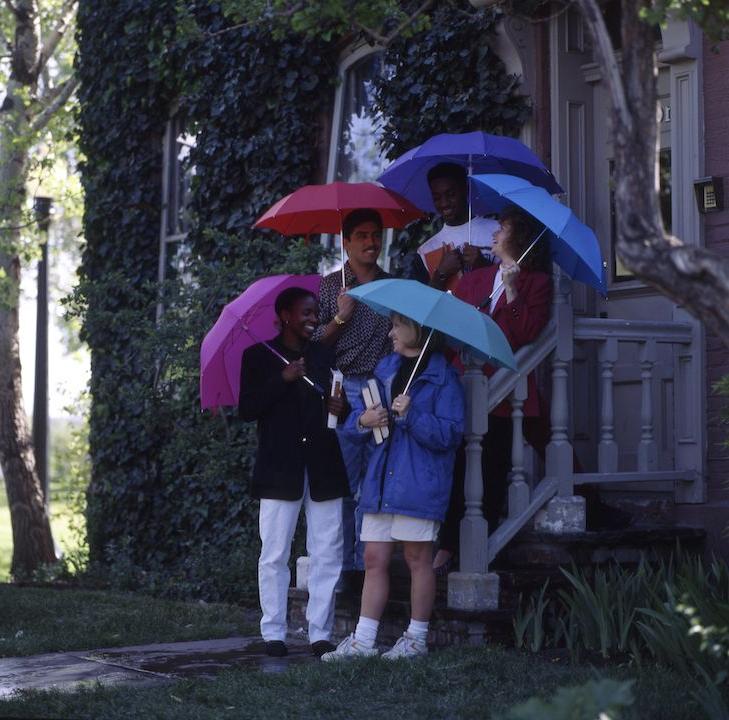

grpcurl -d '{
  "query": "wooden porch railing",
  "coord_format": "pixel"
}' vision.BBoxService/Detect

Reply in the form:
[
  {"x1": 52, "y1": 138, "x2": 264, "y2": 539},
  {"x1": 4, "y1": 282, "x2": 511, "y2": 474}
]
[{"x1": 449, "y1": 272, "x2": 704, "y2": 610}]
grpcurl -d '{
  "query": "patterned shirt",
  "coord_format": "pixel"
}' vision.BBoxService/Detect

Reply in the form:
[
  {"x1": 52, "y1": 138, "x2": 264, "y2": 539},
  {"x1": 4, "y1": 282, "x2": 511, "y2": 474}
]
[{"x1": 313, "y1": 262, "x2": 393, "y2": 376}]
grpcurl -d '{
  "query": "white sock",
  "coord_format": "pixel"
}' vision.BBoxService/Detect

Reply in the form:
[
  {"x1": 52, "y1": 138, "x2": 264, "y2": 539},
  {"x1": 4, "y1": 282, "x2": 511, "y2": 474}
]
[
  {"x1": 354, "y1": 616, "x2": 379, "y2": 648},
  {"x1": 407, "y1": 619, "x2": 429, "y2": 644}
]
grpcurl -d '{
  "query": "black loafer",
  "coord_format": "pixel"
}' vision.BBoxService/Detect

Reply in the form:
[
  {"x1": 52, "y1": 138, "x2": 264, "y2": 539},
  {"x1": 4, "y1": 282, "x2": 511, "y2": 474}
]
[
  {"x1": 310, "y1": 640, "x2": 336, "y2": 658},
  {"x1": 265, "y1": 640, "x2": 288, "y2": 657}
]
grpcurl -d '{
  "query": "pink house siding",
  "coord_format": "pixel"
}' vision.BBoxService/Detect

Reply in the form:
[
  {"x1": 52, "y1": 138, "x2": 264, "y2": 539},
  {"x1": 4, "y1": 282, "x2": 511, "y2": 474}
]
[{"x1": 703, "y1": 38, "x2": 729, "y2": 505}]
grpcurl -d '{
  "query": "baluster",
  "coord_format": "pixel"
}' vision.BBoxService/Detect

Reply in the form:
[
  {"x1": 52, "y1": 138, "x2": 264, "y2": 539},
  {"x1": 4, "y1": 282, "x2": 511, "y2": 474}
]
[
  {"x1": 449, "y1": 355, "x2": 500, "y2": 611},
  {"x1": 509, "y1": 376, "x2": 529, "y2": 518},
  {"x1": 459, "y1": 355, "x2": 489, "y2": 574},
  {"x1": 537, "y1": 271, "x2": 584, "y2": 534},
  {"x1": 638, "y1": 340, "x2": 658, "y2": 471},
  {"x1": 546, "y1": 271, "x2": 574, "y2": 496},
  {"x1": 598, "y1": 338, "x2": 618, "y2": 473}
]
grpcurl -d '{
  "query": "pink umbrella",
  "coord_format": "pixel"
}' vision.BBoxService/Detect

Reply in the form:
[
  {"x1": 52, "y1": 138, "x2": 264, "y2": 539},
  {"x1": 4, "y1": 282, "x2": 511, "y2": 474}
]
[{"x1": 200, "y1": 274, "x2": 322, "y2": 410}]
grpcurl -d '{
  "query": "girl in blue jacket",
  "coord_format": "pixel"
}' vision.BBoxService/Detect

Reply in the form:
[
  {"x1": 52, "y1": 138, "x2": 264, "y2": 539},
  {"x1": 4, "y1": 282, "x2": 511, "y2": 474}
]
[{"x1": 322, "y1": 313, "x2": 465, "y2": 661}]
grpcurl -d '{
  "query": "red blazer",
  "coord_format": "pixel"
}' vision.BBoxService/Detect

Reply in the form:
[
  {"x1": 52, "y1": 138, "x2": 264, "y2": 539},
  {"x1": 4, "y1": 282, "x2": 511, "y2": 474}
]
[{"x1": 454, "y1": 265, "x2": 552, "y2": 417}]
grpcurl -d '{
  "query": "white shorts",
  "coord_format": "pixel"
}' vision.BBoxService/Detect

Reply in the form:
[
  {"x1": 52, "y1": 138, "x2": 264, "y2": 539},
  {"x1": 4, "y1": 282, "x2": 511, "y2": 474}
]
[{"x1": 360, "y1": 512, "x2": 440, "y2": 543}]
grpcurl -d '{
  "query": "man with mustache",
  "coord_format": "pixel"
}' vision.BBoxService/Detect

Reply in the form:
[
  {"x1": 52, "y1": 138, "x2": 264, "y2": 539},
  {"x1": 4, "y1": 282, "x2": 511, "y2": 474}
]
[{"x1": 313, "y1": 208, "x2": 393, "y2": 594}]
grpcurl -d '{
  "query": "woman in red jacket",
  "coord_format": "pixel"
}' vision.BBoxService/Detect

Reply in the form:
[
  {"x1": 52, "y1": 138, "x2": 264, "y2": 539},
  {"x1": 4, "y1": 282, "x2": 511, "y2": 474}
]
[{"x1": 434, "y1": 206, "x2": 552, "y2": 573}]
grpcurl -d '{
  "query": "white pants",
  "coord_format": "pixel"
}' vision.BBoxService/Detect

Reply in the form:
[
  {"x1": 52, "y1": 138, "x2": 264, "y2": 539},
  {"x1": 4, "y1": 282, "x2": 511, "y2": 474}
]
[{"x1": 258, "y1": 485, "x2": 343, "y2": 643}]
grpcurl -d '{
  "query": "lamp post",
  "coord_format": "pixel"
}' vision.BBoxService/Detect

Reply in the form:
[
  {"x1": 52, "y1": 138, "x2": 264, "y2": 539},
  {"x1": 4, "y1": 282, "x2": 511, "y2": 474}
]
[{"x1": 33, "y1": 196, "x2": 52, "y2": 505}]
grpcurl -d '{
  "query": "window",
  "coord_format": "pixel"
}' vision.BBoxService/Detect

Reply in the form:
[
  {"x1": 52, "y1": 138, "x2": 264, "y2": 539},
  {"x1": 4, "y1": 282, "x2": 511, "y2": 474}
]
[
  {"x1": 159, "y1": 115, "x2": 195, "y2": 290},
  {"x1": 610, "y1": 68, "x2": 671, "y2": 282},
  {"x1": 326, "y1": 48, "x2": 391, "y2": 263},
  {"x1": 330, "y1": 51, "x2": 389, "y2": 183}
]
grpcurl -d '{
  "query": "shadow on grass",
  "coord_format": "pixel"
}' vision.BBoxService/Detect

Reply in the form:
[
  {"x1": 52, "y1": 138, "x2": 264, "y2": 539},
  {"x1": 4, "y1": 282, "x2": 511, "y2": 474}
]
[{"x1": 0, "y1": 585, "x2": 258, "y2": 658}]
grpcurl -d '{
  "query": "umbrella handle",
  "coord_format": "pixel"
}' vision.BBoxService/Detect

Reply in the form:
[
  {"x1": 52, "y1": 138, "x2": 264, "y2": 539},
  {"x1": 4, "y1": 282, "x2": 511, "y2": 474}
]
[
  {"x1": 478, "y1": 227, "x2": 549, "y2": 310},
  {"x1": 402, "y1": 327, "x2": 435, "y2": 396},
  {"x1": 242, "y1": 325, "x2": 325, "y2": 394},
  {"x1": 467, "y1": 157, "x2": 472, "y2": 252},
  {"x1": 259, "y1": 340, "x2": 325, "y2": 394},
  {"x1": 340, "y1": 219, "x2": 346, "y2": 289}
]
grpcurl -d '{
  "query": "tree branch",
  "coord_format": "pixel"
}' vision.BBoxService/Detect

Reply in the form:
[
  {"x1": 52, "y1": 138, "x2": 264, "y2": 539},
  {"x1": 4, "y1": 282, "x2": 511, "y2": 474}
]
[
  {"x1": 32, "y1": 0, "x2": 77, "y2": 76},
  {"x1": 360, "y1": 0, "x2": 434, "y2": 48},
  {"x1": 3, "y1": 0, "x2": 18, "y2": 16},
  {"x1": 29, "y1": 74, "x2": 78, "y2": 133},
  {"x1": 617, "y1": 240, "x2": 729, "y2": 348},
  {"x1": 576, "y1": 0, "x2": 631, "y2": 133},
  {"x1": 205, "y1": 2, "x2": 304, "y2": 39}
]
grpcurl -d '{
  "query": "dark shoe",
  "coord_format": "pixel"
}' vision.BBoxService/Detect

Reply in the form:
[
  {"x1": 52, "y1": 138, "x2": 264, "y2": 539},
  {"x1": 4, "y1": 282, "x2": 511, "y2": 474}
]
[
  {"x1": 310, "y1": 640, "x2": 336, "y2": 658},
  {"x1": 265, "y1": 640, "x2": 288, "y2": 657}
]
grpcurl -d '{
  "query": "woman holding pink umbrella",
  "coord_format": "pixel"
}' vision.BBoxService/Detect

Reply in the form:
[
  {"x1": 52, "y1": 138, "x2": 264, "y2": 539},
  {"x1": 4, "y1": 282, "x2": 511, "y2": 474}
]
[{"x1": 238, "y1": 286, "x2": 350, "y2": 659}]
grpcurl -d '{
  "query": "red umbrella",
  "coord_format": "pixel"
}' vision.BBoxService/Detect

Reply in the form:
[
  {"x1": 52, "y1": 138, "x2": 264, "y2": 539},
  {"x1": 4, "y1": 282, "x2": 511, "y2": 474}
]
[{"x1": 254, "y1": 182, "x2": 425, "y2": 283}]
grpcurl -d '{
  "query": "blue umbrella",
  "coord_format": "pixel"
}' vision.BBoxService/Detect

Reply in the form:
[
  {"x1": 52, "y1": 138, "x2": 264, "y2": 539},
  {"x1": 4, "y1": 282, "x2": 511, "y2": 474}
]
[
  {"x1": 377, "y1": 131, "x2": 563, "y2": 214},
  {"x1": 470, "y1": 173, "x2": 607, "y2": 294},
  {"x1": 347, "y1": 279, "x2": 516, "y2": 393}
]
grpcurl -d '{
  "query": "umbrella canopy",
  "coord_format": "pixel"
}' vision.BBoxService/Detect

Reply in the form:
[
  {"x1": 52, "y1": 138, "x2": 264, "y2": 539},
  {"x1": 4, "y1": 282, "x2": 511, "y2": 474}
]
[
  {"x1": 200, "y1": 274, "x2": 321, "y2": 410},
  {"x1": 254, "y1": 181, "x2": 425, "y2": 235},
  {"x1": 377, "y1": 131, "x2": 563, "y2": 213},
  {"x1": 347, "y1": 279, "x2": 516, "y2": 371},
  {"x1": 469, "y1": 173, "x2": 607, "y2": 294}
]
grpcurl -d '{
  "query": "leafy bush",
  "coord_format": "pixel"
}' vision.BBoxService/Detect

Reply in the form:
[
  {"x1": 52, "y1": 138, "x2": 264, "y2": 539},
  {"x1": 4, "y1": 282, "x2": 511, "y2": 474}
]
[
  {"x1": 502, "y1": 678, "x2": 635, "y2": 720},
  {"x1": 513, "y1": 552, "x2": 729, "y2": 718},
  {"x1": 74, "y1": 0, "x2": 530, "y2": 597}
]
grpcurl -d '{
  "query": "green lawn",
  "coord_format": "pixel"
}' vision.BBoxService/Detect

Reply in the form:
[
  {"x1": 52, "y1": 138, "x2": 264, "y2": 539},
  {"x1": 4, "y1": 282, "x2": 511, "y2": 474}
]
[
  {"x1": 0, "y1": 586, "x2": 258, "y2": 657},
  {"x1": 0, "y1": 486, "x2": 83, "y2": 582},
  {"x1": 0, "y1": 645, "x2": 703, "y2": 720}
]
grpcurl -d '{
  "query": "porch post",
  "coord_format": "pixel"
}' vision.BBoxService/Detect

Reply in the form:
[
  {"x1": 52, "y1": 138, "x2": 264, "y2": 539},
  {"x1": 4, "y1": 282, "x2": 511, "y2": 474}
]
[
  {"x1": 448, "y1": 356, "x2": 500, "y2": 611},
  {"x1": 535, "y1": 271, "x2": 585, "y2": 533}
]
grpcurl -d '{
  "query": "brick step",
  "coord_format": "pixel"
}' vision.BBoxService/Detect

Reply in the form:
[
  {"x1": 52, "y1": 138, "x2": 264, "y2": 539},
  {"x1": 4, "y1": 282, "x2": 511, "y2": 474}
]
[{"x1": 504, "y1": 524, "x2": 706, "y2": 568}]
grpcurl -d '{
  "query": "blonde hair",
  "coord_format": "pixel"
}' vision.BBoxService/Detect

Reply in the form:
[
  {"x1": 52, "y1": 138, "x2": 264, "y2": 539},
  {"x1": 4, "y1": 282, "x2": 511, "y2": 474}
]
[
  {"x1": 391, "y1": 313, "x2": 445, "y2": 353},
  {"x1": 392, "y1": 313, "x2": 424, "y2": 349}
]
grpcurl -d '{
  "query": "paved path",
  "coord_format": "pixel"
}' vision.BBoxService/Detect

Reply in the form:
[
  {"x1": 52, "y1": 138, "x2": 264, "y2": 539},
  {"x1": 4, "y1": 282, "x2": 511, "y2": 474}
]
[{"x1": 0, "y1": 636, "x2": 316, "y2": 697}]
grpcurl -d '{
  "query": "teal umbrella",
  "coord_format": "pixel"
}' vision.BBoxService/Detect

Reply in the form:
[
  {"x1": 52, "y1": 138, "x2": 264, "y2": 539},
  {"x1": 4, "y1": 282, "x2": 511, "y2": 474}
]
[{"x1": 347, "y1": 279, "x2": 516, "y2": 394}]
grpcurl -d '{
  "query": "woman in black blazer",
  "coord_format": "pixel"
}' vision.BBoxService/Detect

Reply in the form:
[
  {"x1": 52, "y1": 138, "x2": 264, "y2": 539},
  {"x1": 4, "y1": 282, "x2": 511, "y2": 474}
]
[{"x1": 239, "y1": 286, "x2": 349, "y2": 659}]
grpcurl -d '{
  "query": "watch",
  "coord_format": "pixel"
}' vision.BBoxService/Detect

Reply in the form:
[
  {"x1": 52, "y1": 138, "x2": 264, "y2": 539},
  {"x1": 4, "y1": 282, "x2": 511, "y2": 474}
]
[{"x1": 333, "y1": 314, "x2": 347, "y2": 326}]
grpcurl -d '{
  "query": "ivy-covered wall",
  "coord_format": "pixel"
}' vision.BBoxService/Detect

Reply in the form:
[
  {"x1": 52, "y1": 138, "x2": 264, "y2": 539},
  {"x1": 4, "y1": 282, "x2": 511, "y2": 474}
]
[{"x1": 74, "y1": 0, "x2": 528, "y2": 599}]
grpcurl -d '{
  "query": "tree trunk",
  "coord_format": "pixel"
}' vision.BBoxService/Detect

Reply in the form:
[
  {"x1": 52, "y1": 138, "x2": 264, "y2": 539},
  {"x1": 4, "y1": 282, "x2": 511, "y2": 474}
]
[
  {"x1": 0, "y1": 79, "x2": 57, "y2": 577},
  {"x1": 577, "y1": 0, "x2": 729, "y2": 348}
]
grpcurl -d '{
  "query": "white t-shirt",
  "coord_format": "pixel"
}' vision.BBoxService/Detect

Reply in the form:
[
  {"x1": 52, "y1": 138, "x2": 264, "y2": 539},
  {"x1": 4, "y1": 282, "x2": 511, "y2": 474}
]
[{"x1": 417, "y1": 216, "x2": 499, "y2": 282}]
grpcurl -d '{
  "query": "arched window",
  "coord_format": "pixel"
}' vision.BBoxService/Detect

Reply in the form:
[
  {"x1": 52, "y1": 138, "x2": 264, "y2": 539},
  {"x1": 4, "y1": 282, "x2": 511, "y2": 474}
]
[
  {"x1": 326, "y1": 46, "x2": 391, "y2": 261},
  {"x1": 328, "y1": 48, "x2": 389, "y2": 183}
]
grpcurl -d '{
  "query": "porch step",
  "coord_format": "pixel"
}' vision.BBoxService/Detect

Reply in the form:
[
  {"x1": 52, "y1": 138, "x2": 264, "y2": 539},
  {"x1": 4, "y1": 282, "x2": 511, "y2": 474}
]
[{"x1": 504, "y1": 524, "x2": 706, "y2": 568}]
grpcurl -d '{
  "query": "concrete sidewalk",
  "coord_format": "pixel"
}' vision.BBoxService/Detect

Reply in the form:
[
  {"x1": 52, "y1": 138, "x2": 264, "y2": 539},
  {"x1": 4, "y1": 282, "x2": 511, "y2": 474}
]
[{"x1": 0, "y1": 635, "x2": 315, "y2": 697}]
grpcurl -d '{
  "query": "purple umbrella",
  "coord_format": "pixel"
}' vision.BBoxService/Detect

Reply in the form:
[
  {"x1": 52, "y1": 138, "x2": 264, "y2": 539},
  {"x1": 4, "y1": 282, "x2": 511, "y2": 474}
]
[
  {"x1": 377, "y1": 131, "x2": 563, "y2": 214},
  {"x1": 200, "y1": 274, "x2": 322, "y2": 410}
]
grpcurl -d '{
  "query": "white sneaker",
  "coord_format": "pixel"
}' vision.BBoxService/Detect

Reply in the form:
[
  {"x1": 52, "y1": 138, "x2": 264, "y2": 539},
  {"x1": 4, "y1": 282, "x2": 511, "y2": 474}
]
[
  {"x1": 381, "y1": 632, "x2": 428, "y2": 660},
  {"x1": 320, "y1": 633, "x2": 379, "y2": 662}
]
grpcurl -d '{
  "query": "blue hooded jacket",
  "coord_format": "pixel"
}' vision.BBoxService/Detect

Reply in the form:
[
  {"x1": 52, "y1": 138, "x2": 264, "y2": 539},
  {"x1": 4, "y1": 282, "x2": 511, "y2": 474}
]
[{"x1": 341, "y1": 351, "x2": 465, "y2": 522}]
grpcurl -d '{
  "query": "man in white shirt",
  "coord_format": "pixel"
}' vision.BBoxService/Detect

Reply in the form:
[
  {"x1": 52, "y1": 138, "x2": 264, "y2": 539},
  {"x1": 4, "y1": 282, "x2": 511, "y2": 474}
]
[{"x1": 417, "y1": 163, "x2": 499, "y2": 291}]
